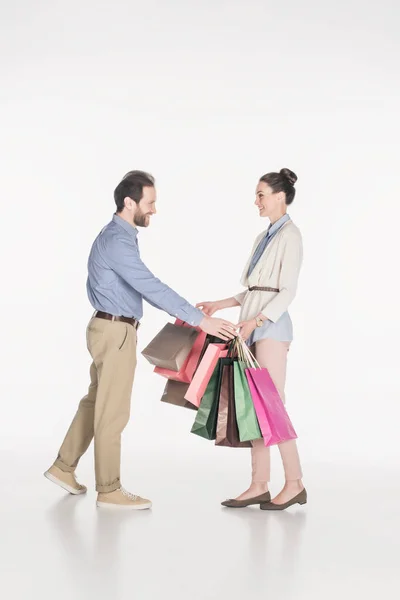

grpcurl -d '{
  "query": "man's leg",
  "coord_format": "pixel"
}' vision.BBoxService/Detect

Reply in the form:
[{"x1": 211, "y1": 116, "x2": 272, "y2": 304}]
[
  {"x1": 90, "y1": 319, "x2": 151, "y2": 509},
  {"x1": 92, "y1": 320, "x2": 137, "y2": 493},
  {"x1": 45, "y1": 321, "x2": 100, "y2": 494},
  {"x1": 46, "y1": 316, "x2": 150, "y2": 508},
  {"x1": 54, "y1": 360, "x2": 98, "y2": 473}
]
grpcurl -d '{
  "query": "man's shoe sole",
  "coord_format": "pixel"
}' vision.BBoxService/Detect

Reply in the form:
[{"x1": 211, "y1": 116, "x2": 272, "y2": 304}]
[
  {"x1": 96, "y1": 501, "x2": 152, "y2": 510},
  {"x1": 44, "y1": 471, "x2": 87, "y2": 495}
]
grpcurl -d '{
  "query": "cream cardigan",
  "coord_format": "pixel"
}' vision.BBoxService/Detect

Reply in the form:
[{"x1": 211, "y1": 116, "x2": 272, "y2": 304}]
[{"x1": 234, "y1": 219, "x2": 303, "y2": 323}]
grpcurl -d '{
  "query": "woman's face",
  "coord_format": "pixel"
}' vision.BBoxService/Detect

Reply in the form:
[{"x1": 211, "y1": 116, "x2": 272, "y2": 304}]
[{"x1": 255, "y1": 181, "x2": 282, "y2": 217}]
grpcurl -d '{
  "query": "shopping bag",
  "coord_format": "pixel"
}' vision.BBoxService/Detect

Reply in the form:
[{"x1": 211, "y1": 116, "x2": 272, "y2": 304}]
[
  {"x1": 154, "y1": 321, "x2": 207, "y2": 383},
  {"x1": 190, "y1": 359, "x2": 224, "y2": 440},
  {"x1": 159, "y1": 335, "x2": 217, "y2": 410},
  {"x1": 184, "y1": 343, "x2": 228, "y2": 407},
  {"x1": 215, "y1": 359, "x2": 251, "y2": 448},
  {"x1": 245, "y1": 367, "x2": 297, "y2": 447},
  {"x1": 233, "y1": 361, "x2": 262, "y2": 442},
  {"x1": 161, "y1": 380, "x2": 197, "y2": 411},
  {"x1": 142, "y1": 320, "x2": 199, "y2": 370}
]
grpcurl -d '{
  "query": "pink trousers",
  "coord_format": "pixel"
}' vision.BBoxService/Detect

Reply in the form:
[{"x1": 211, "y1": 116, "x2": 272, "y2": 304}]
[{"x1": 251, "y1": 338, "x2": 303, "y2": 483}]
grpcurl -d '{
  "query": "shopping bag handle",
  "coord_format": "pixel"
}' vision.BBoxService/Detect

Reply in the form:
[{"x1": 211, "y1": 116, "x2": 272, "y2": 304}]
[{"x1": 236, "y1": 336, "x2": 261, "y2": 369}]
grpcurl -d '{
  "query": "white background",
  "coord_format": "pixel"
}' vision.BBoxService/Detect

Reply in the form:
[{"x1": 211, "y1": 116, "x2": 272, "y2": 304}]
[{"x1": 0, "y1": 1, "x2": 399, "y2": 599}]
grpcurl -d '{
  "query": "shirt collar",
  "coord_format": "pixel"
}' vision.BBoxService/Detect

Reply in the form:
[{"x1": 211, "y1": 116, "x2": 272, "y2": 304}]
[
  {"x1": 113, "y1": 213, "x2": 138, "y2": 237},
  {"x1": 267, "y1": 213, "x2": 290, "y2": 237}
]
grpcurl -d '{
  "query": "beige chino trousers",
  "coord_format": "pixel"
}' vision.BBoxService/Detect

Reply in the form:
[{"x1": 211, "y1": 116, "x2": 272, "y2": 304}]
[
  {"x1": 54, "y1": 317, "x2": 137, "y2": 493},
  {"x1": 251, "y1": 338, "x2": 303, "y2": 483}
]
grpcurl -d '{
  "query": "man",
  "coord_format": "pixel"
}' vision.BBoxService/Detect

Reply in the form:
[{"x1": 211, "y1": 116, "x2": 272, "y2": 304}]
[{"x1": 44, "y1": 171, "x2": 236, "y2": 510}]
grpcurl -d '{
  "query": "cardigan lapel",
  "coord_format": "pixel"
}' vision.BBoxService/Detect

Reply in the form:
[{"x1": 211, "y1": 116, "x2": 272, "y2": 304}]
[{"x1": 242, "y1": 220, "x2": 292, "y2": 285}]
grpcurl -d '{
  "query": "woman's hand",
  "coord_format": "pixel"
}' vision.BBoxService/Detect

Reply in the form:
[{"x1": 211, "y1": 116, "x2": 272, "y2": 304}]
[
  {"x1": 196, "y1": 296, "x2": 240, "y2": 316},
  {"x1": 237, "y1": 319, "x2": 257, "y2": 342},
  {"x1": 196, "y1": 300, "x2": 222, "y2": 317}
]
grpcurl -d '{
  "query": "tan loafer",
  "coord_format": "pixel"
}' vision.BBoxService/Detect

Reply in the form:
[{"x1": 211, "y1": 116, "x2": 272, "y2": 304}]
[
  {"x1": 260, "y1": 488, "x2": 307, "y2": 511},
  {"x1": 221, "y1": 492, "x2": 271, "y2": 508}
]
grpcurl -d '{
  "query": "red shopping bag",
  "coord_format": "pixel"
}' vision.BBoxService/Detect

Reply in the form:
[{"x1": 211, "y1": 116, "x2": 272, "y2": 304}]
[{"x1": 184, "y1": 343, "x2": 228, "y2": 407}]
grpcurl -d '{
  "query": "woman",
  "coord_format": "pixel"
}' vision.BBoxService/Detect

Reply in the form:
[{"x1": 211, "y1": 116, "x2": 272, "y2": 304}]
[{"x1": 197, "y1": 168, "x2": 306, "y2": 511}]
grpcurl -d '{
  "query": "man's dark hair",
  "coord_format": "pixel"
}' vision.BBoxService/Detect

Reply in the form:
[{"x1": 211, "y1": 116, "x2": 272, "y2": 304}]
[{"x1": 114, "y1": 170, "x2": 155, "y2": 212}]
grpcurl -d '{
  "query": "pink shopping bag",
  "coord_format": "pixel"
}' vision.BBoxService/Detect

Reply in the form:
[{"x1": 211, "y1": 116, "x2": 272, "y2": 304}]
[
  {"x1": 245, "y1": 367, "x2": 297, "y2": 447},
  {"x1": 154, "y1": 320, "x2": 207, "y2": 383},
  {"x1": 184, "y1": 344, "x2": 228, "y2": 407}
]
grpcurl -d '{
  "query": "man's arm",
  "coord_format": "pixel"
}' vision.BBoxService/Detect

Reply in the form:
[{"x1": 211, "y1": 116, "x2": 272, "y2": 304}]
[{"x1": 105, "y1": 234, "x2": 203, "y2": 326}]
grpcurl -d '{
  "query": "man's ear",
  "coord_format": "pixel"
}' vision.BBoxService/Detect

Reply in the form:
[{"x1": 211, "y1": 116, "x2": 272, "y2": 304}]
[{"x1": 124, "y1": 196, "x2": 135, "y2": 211}]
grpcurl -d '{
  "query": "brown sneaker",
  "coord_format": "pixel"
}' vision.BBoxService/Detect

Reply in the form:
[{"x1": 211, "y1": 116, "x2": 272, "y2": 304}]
[
  {"x1": 97, "y1": 488, "x2": 152, "y2": 510},
  {"x1": 44, "y1": 465, "x2": 87, "y2": 495}
]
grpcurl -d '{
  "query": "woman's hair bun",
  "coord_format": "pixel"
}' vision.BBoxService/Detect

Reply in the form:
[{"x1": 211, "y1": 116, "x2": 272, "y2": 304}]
[{"x1": 280, "y1": 168, "x2": 297, "y2": 186}]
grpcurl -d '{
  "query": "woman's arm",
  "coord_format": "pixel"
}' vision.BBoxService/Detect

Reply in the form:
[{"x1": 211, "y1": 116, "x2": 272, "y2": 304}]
[
  {"x1": 220, "y1": 296, "x2": 242, "y2": 309},
  {"x1": 196, "y1": 296, "x2": 241, "y2": 316},
  {"x1": 233, "y1": 291, "x2": 247, "y2": 306},
  {"x1": 259, "y1": 233, "x2": 303, "y2": 323}
]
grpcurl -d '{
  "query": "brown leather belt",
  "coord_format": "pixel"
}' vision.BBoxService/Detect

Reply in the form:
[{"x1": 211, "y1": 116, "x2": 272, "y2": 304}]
[
  {"x1": 95, "y1": 311, "x2": 140, "y2": 330},
  {"x1": 248, "y1": 286, "x2": 279, "y2": 292}
]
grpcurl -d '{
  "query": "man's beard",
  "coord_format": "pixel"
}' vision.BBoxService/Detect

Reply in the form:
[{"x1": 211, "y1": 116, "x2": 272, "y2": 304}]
[{"x1": 134, "y1": 209, "x2": 149, "y2": 228}]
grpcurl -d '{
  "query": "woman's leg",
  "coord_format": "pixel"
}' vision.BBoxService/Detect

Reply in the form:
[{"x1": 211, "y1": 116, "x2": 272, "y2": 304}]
[
  {"x1": 254, "y1": 338, "x2": 304, "y2": 504},
  {"x1": 234, "y1": 338, "x2": 289, "y2": 500}
]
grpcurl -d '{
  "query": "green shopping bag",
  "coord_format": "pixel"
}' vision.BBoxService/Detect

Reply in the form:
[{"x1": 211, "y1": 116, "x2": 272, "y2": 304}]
[
  {"x1": 190, "y1": 359, "x2": 224, "y2": 440},
  {"x1": 233, "y1": 361, "x2": 262, "y2": 442}
]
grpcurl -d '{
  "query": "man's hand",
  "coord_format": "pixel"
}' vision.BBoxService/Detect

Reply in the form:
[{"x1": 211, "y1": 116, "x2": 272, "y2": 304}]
[
  {"x1": 199, "y1": 316, "x2": 237, "y2": 341},
  {"x1": 237, "y1": 319, "x2": 257, "y2": 342},
  {"x1": 195, "y1": 301, "x2": 222, "y2": 317}
]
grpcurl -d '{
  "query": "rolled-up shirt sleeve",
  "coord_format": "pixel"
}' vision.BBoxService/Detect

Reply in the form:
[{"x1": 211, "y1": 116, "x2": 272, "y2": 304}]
[{"x1": 105, "y1": 234, "x2": 204, "y2": 326}]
